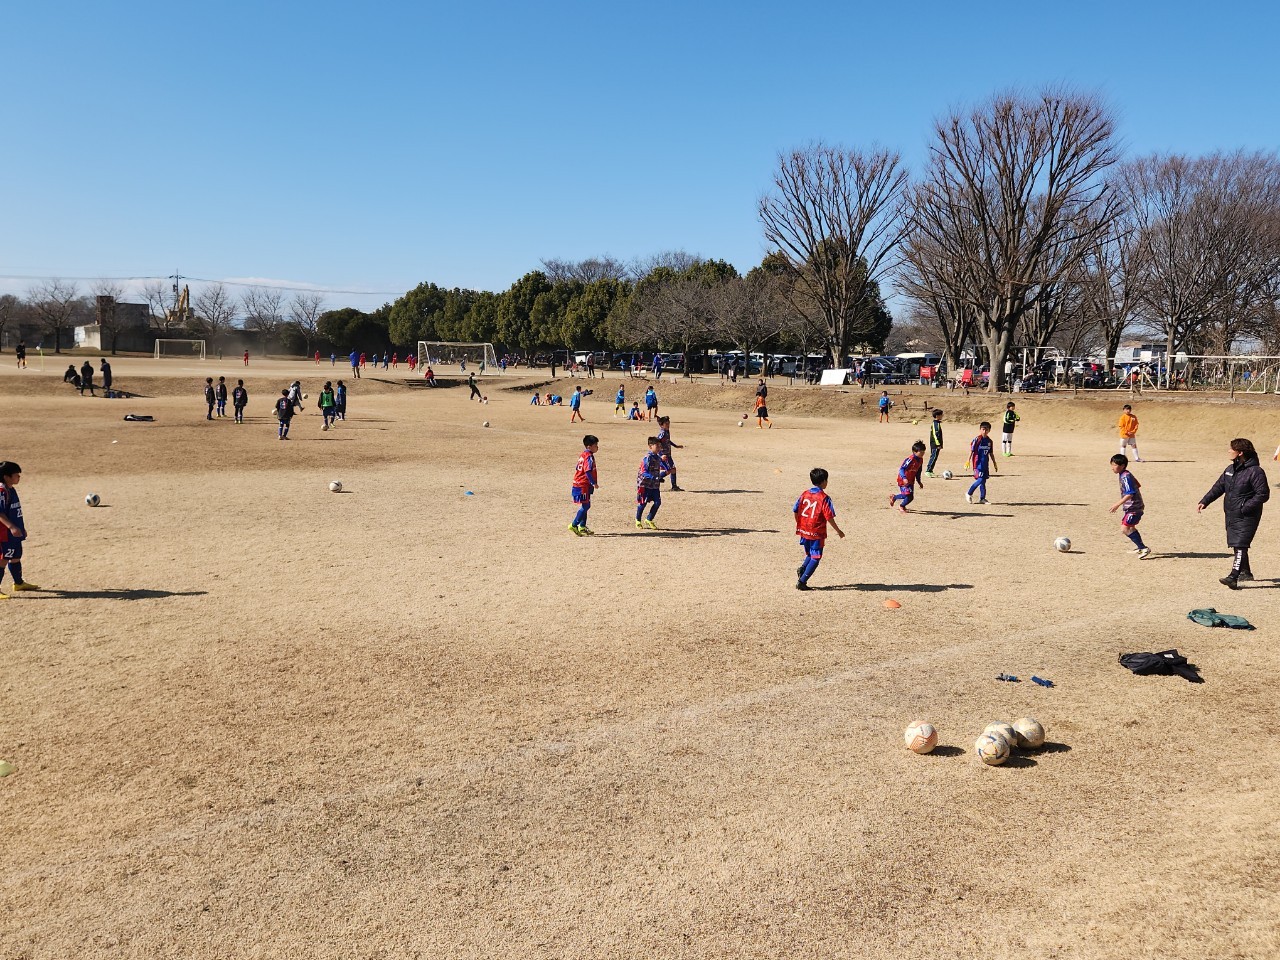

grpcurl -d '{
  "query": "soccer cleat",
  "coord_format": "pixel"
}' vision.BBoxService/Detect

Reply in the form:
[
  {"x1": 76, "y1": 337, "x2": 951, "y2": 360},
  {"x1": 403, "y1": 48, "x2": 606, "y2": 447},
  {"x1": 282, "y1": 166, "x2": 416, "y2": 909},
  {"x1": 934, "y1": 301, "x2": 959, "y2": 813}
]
[
  {"x1": 670, "y1": 485, "x2": 684, "y2": 492},
  {"x1": 11, "y1": 582, "x2": 41, "y2": 591},
  {"x1": 635, "y1": 519, "x2": 644, "y2": 529},
  {"x1": 1236, "y1": 571, "x2": 1254, "y2": 582},
  {"x1": 1136, "y1": 548, "x2": 1151, "y2": 559},
  {"x1": 924, "y1": 471, "x2": 934, "y2": 478},
  {"x1": 642, "y1": 519, "x2": 657, "y2": 529},
  {"x1": 0, "y1": 591, "x2": 8, "y2": 599},
  {"x1": 1220, "y1": 575, "x2": 1241, "y2": 590},
  {"x1": 568, "y1": 524, "x2": 584, "y2": 537},
  {"x1": 579, "y1": 527, "x2": 595, "y2": 536},
  {"x1": 965, "y1": 493, "x2": 972, "y2": 504},
  {"x1": 979, "y1": 499, "x2": 989, "y2": 505},
  {"x1": 795, "y1": 581, "x2": 811, "y2": 591}
]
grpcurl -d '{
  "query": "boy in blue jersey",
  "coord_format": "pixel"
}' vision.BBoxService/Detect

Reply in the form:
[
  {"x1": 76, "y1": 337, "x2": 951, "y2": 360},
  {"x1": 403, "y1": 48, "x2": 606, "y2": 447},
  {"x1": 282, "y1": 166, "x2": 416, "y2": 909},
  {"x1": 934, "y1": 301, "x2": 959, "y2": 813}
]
[
  {"x1": 966, "y1": 421, "x2": 998, "y2": 504},
  {"x1": 644, "y1": 386, "x2": 658, "y2": 421},
  {"x1": 614, "y1": 385, "x2": 626, "y2": 417},
  {"x1": 925, "y1": 409, "x2": 944, "y2": 476},
  {"x1": 569, "y1": 434, "x2": 600, "y2": 536},
  {"x1": 635, "y1": 437, "x2": 668, "y2": 529},
  {"x1": 1109, "y1": 454, "x2": 1151, "y2": 558},
  {"x1": 656, "y1": 416, "x2": 684, "y2": 491},
  {"x1": 793, "y1": 467, "x2": 845, "y2": 590},
  {"x1": 275, "y1": 389, "x2": 295, "y2": 440},
  {"x1": 335, "y1": 380, "x2": 347, "y2": 420},
  {"x1": 890, "y1": 441, "x2": 927, "y2": 513},
  {"x1": 569, "y1": 386, "x2": 585, "y2": 423},
  {"x1": 878, "y1": 391, "x2": 892, "y2": 422},
  {"x1": 0, "y1": 462, "x2": 39, "y2": 596}
]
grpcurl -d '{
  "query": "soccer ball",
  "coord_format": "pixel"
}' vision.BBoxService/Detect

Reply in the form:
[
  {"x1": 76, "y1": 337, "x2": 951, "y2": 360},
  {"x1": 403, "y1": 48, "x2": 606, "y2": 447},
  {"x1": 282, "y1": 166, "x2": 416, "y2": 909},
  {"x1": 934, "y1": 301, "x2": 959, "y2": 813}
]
[
  {"x1": 984, "y1": 721, "x2": 1018, "y2": 749},
  {"x1": 482, "y1": 396, "x2": 488, "y2": 403},
  {"x1": 904, "y1": 720, "x2": 938, "y2": 754},
  {"x1": 912, "y1": 419, "x2": 920, "y2": 425},
  {"x1": 302, "y1": 393, "x2": 308, "y2": 399},
  {"x1": 329, "y1": 481, "x2": 342, "y2": 493},
  {"x1": 974, "y1": 733, "x2": 1011, "y2": 766},
  {"x1": 737, "y1": 420, "x2": 743, "y2": 427},
  {"x1": 321, "y1": 423, "x2": 329, "y2": 431},
  {"x1": 1054, "y1": 537, "x2": 1071, "y2": 552},
  {"x1": 942, "y1": 470, "x2": 953, "y2": 480},
  {"x1": 483, "y1": 421, "x2": 490, "y2": 428},
  {"x1": 85, "y1": 493, "x2": 100, "y2": 507},
  {"x1": 1013, "y1": 717, "x2": 1046, "y2": 749}
]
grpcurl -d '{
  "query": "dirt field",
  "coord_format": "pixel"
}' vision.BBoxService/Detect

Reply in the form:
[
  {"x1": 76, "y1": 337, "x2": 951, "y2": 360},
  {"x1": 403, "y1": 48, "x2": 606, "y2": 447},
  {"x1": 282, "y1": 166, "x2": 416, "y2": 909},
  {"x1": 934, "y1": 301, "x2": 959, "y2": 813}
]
[{"x1": 2, "y1": 356, "x2": 1278, "y2": 959}]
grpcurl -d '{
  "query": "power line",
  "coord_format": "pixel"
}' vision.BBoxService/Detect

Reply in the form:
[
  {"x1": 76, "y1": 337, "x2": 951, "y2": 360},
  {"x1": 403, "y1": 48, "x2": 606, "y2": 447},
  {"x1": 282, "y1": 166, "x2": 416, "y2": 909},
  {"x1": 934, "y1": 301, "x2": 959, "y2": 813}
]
[{"x1": 0, "y1": 272, "x2": 404, "y2": 296}]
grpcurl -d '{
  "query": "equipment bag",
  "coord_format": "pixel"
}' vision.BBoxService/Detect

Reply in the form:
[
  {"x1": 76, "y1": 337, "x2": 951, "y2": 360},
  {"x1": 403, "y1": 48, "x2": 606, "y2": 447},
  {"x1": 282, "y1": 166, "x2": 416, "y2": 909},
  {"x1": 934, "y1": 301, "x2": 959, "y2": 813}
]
[
  {"x1": 1187, "y1": 608, "x2": 1254, "y2": 630},
  {"x1": 1118, "y1": 649, "x2": 1204, "y2": 683}
]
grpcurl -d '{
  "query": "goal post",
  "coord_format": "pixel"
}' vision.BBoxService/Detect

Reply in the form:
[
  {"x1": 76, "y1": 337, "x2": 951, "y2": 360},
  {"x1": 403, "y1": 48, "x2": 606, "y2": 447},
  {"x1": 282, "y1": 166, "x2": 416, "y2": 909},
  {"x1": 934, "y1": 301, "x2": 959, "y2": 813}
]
[
  {"x1": 418, "y1": 341, "x2": 498, "y2": 373},
  {"x1": 155, "y1": 339, "x2": 207, "y2": 360}
]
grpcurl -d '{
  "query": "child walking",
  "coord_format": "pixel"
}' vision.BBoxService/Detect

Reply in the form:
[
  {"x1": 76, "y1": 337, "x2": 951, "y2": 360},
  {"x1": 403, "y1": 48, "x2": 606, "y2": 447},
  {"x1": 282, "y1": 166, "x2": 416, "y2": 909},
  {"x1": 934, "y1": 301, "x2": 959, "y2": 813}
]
[
  {"x1": 614, "y1": 385, "x2": 626, "y2": 417},
  {"x1": 890, "y1": 441, "x2": 927, "y2": 513},
  {"x1": 1001, "y1": 402, "x2": 1020, "y2": 456},
  {"x1": 793, "y1": 467, "x2": 845, "y2": 590},
  {"x1": 966, "y1": 421, "x2": 998, "y2": 504},
  {"x1": 656, "y1": 416, "x2": 684, "y2": 491},
  {"x1": 0, "y1": 461, "x2": 39, "y2": 596},
  {"x1": 1118, "y1": 404, "x2": 1142, "y2": 461},
  {"x1": 318, "y1": 381, "x2": 337, "y2": 430},
  {"x1": 569, "y1": 435, "x2": 599, "y2": 536},
  {"x1": 635, "y1": 437, "x2": 668, "y2": 529},
  {"x1": 1109, "y1": 454, "x2": 1150, "y2": 558},
  {"x1": 275, "y1": 390, "x2": 295, "y2": 440},
  {"x1": 878, "y1": 391, "x2": 892, "y2": 422},
  {"x1": 925, "y1": 409, "x2": 944, "y2": 477},
  {"x1": 569, "y1": 386, "x2": 585, "y2": 422}
]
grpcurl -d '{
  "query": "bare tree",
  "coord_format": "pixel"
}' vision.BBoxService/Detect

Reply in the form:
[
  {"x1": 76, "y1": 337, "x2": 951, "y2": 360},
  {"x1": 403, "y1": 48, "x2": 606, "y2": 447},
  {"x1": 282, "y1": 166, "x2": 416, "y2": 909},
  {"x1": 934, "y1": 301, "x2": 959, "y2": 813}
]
[
  {"x1": 241, "y1": 288, "x2": 287, "y2": 356},
  {"x1": 910, "y1": 90, "x2": 1121, "y2": 390},
  {"x1": 760, "y1": 143, "x2": 909, "y2": 365},
  {"x1": 899, "y1": 230, "x2": 976, "y2": 375},
  {"x1": 0, "y1": 293, "x2": 24, "y2": 353},
  {"x1": 541, "y1": 256, "x2": 629, "y2": 284},
  {"x1": 1076, "y1": 212, "x2": 1143, "y2": 371},
  {"x1": 26, "y1": 278, "x2": 81, "y2": 353},
  {"x1": 619, "y1": 277, "x2": 714, "y2": 374},
  {"x1": 709, "y1": 272, "x2": 789, "y2": 370},
  {"x1": 629, "y1": 250, "x2": 704, "y2": 281},
  {"x1": 192, "y1": 283, "x2": 238, "y2": 349},
  {"x1": 287, "y1": 291, "x2": 327, "y2": 357},
  {"x1": 140, "y1": 280, "x2": 179, "y2": 333}
]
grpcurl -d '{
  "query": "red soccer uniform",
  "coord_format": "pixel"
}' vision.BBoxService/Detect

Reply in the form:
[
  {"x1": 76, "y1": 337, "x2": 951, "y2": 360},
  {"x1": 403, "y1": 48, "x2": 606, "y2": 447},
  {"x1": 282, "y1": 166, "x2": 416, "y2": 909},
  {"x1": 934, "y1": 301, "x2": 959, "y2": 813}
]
[
  {"x1": 572, "y1": 450, "x2": 597, "y2": 491},
  {"x1": 897, "y1": 454, "x2": 923, "y2": 489},
  {"x1": 793, "y1": 488, "x2": 836, "y2": 541}
]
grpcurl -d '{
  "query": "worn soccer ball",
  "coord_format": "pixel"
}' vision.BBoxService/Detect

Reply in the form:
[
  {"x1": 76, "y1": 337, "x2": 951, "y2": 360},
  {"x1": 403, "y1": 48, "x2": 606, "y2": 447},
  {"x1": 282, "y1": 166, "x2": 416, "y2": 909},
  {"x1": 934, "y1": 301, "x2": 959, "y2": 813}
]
[
  {"x1": 301, "y1": 393, "x2": 308, "y2": 399},
  {"x1": 904, "y1": 720, "x2": 938, "y2": 754},
  {"x1": 942, "y1": 470, "x2": 954, "y2": 480},
  {"x1": 85, "y1": 493, "x2": 100, "y2": 507},
  {"x1": 1054, "y1": 537, "x2": 1071, "y2": 552},
  {"x1": 321, "y1": 423, "x2": 329, "y2": 431},
  {"x1": 984, "y1": 721, "x2": 1018, "y2": 749},
  {"x1": 737, "y1": 420, "x2": 744, "y2": 427},
  {"x1": 483, "y1": 421, "x2": 490, "y2": 428},
  {"x1": 1013, "y1": 717, "x2": 1046, "y2": 749},
  {"x1": 329, "y1": 481, "x2": 342, "y2": 493},
  {"x1": 974, "y1": 733, "x2": 1011, "y2": 766}
]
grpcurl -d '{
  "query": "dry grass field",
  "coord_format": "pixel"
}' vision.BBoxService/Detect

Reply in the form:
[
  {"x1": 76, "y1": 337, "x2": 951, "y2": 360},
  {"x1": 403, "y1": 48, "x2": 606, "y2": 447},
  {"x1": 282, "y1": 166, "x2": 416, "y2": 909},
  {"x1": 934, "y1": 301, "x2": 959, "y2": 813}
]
[{"x1": 2, "y1": 356, "x2": 1279, "y2": 959}]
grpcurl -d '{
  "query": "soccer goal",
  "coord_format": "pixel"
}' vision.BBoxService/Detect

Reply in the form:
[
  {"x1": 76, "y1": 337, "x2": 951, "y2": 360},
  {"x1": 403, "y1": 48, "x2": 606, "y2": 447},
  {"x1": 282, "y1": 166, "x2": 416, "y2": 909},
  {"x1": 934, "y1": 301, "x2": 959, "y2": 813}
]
[
  {"x1": 418, "y1": 341, "x2": 498, "y2": 372},
  {"x1": 155, "y1": 339, "x2": 207, "y2": 360}
]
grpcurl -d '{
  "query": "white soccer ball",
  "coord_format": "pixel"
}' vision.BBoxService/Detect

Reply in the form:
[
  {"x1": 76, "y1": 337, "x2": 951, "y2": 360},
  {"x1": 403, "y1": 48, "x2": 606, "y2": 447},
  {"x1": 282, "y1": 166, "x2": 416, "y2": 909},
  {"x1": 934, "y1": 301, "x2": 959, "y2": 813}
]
[
  {"x1": 1054, "y1": 537, "x2": 1071, "y2": 552},
  {"x1": 737, "y1": 420, "x2": 744, "y2": 427},
  {"x1": 302, "y1": 393, "x2": 308, "y2": 399},
  {"x1": 483, "y1": 421, "x2": 490, "y2": 428},
  {"x1": 942, "y1": 470, "x2": 953, "y2": 480},
  {"x1": 904, "y1": 720, "x2": 938, "y2": 754},
  {"x1": 1013, "y1": 717, "x2": 1046, "y2": 749},
  {"x1": 85, "y1": 493, "x2": 100, "y2": 507},
  {"x1": 974, "y1": 733, "x2": 1011, "y2": 766},
  {"x1": 984, "y1": 721, "x2": 1018, "y2": 749},
  {"x1": 329, "y1": 481, "x2": 342, "y2": 493}
]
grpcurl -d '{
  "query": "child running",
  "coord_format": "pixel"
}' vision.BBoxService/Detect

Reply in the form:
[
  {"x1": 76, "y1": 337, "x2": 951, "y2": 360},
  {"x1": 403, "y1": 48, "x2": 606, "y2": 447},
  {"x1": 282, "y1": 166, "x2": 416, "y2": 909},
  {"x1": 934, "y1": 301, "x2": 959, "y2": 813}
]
[
  {"x1": 754, "y1": 393, "x2": 772, "y2": 428},
  {"x1": 656, "y1": 416, "x2": 684, "y2": 490},
  {"x1": 635, "y1": 437, "x2": 668, "y2": 529},
  {"x1": 793, "y1": 467, "x2": 845, "y2": 591},
  {"x1": 569, "y1": 434, "x2": 599, "y2": 536},
  {"x1": 1001, "y1": 402, "x2": 1020, "y2": 457},
  {"x1": 925, "y1": 409, "x2": 944, "y2": 477},
  {"x1": 0, "y1": 461, "x2": 39, "y2": 596},
  {"x1": 1109, "y1": 454, "x2": 1150, "y2": 558},
  {"x1": 966, "y1": 421, "x2": 998, "y2": 504},
  {"x1": 890, "y1": 441, "x2": 927, "y2": 513}
]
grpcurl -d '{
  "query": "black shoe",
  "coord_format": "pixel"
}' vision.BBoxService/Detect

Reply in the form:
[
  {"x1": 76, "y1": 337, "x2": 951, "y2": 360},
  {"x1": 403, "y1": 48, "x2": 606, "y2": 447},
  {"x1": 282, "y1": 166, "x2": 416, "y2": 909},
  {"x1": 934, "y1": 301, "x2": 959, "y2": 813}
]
[
  {"x1": 796, "y1": 581, "x2": 811, "y2": 591},
  {"x1": 1220, "y1": 575, "x2": 1240, "y2": 590},
  {"x1": 797, "y1": 564, "x2": 806, "y2": 579},
  {"x1": 1236, "y1": 571, "x2": 1255, "y2": 582}
]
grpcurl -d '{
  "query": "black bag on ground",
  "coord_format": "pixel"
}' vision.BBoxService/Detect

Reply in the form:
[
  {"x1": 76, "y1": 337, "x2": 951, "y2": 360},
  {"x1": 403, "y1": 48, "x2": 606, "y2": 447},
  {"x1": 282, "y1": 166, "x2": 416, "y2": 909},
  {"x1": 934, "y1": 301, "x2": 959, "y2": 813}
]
[{"x1": 1118, "y1": 649, "x2": 1204, "y2": 683}]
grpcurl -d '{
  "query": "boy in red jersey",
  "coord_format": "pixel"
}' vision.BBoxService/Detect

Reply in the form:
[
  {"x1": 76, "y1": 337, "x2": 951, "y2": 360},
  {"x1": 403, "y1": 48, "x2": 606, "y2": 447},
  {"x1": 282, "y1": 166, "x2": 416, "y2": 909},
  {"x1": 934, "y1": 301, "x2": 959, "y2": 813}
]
[
  {"x1": 569, "y1": 435, "x2": 599, "y2": 536},
  {"x1": 635, "y1": 438, "x2": 668, "y2": 529},
  {"x1": 793, "y1": 467, "x2": 845, "y2": 590},
  {"x1": 890, "y1": 441, "x2": 927, "y2": 513}
]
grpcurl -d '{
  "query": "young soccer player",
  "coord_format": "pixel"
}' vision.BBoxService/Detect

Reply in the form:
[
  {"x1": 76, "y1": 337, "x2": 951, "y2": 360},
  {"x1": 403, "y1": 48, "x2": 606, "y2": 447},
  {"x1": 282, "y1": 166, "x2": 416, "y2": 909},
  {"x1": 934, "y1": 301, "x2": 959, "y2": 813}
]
[
  {"x1": 966, "y1": 421, "x2": 998, "y2": 504},
  {"x1": 793, "y1": 467, "x2": 845, "y2": 590},
  {"x1": 1118, "y1": 404, "x2": 1142, "y2": 461},
  {"x1": 569, "y1": 386, "x2": 585, "y2": 422},
  {"x1": 890, "y1": 441, "x2": 927, "y2": 513},
  {"x1": 628, "y1": 401, "x2": 642, "y2": 420},
  {"x1": 644, "y1": 386, "x2": 658, "y2": 421},
  {"x1": 1001, "y1": 402, "x2": 1020, "y2": 456},
  {"x1": 925, "y1": 409, "x2": 944, "y2": 477},
  {"x1": 1109, "y1": 454, "x2": 1150, "y2": 558},
  {"x1": 232, "y1": 379, "x2": 248, "y2": 423},
  {"x1": 754, "y1": 393, "x2": 772, "y2": 428},
  {"x1": 335, "y1": 380, "x2": 347, "y2": 420},
  {"x1": 569, "y1": 434, "x2": 599, "y2": 536},
  {"x1": 878, "y1": 391, "x2": 892, "y2": 422},
  {"x1": 614, "y1": 385, "x2": 626, "y2": 417},
  {"x1": 0, "y1": 461, "x2": 39, "y2": 596},
  {"x1": 656, "y1": 416, "x2": 684, "y2": 491},
  {"x1": 468, "y1": 372, "x2": 483, "y2": 402},
  {"x1": 318, "y1": 381, "x2": 337, "y2": 430},
  {"x1": 275, "y1": 389, "x2": 294, "y2": 440},
  {"x1": 215, "y1": 376, "x2": 228, "y2": 418},
  {"x1": 203, "y1": 377, "x2": 216, "y2": 420},
  {"x1": 635, "y1": 437, "x2": 668, "y2": 529}
]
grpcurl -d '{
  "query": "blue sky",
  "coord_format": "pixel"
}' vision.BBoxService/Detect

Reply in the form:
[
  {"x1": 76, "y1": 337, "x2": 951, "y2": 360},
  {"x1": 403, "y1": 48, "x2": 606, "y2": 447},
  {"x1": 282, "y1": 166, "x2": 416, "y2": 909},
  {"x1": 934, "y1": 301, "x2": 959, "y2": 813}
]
[{"x1": 3, "y1": 1, "x2": 1277, "y2": 311}]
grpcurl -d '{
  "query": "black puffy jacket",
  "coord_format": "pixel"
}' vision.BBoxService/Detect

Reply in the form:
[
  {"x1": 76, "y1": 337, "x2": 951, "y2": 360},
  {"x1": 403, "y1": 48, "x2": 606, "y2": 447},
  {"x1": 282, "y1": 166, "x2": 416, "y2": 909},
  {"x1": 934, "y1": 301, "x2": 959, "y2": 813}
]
[{"x1": 1200, "y1": 454, "x2": 1270, "y2": 547}]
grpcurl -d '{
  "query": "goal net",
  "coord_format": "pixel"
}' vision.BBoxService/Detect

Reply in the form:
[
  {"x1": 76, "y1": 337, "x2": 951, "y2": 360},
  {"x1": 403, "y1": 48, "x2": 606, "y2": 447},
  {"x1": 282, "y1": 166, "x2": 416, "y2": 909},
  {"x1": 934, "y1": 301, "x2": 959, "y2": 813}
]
[
  {"x1": 155, "y1": 339, "x2": 207, "y2": 360},
  {"x1": 418, "y1": 341, "x2": 498, "y2": 372}
]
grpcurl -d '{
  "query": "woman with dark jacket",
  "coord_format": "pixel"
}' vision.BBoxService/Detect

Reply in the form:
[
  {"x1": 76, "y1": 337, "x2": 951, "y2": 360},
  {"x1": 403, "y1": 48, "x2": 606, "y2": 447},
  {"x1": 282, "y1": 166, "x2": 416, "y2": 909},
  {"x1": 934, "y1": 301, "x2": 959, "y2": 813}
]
[{"x1": 1198, "y1": 438, "x2": 1270, "y2": 589}]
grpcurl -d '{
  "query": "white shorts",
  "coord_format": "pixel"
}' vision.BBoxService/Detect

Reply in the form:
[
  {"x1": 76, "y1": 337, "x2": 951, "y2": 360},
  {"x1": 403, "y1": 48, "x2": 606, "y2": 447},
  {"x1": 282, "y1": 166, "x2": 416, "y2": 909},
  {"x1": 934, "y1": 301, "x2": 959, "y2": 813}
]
[
  {"x1": 1001, "y1": 432, "x2": 1012, "y2": 442},
  {"x1": 1120, "y1": 437, "x2": 1138, "y2": 448}
]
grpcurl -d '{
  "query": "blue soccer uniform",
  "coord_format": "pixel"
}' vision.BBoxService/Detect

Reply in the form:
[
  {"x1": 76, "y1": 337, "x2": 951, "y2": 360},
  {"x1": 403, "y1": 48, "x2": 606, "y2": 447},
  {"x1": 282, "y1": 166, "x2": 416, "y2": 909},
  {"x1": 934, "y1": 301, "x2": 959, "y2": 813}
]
[
  {"x1": 635, "y1": 450, "x2": 667, "y2": 528},
  {"x1": 793, "y1": 487, "x2": 837, "y2": 587},
  {"x1": 0, "y1": 475, "x2": 36, "y2": 593},
  {"x1": 967, "y1": 434, "x2": 995, "y2": 503}
]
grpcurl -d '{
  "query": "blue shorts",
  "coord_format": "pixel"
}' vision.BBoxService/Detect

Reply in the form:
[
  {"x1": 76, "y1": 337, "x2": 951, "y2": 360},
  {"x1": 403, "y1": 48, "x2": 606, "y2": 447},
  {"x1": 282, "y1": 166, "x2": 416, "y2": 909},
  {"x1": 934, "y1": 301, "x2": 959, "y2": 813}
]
[
  {"x1": 572, "y1": 487, "x2": 592, "y2": 506},
  {"x1": 799, "y1": 537, "x2": 824, "y2": 560},
  {"x1": 2, "y1": 539, "x2": 23, "y2": 561},
  {"x1": 636, "y1": 486, "x2": 661, "y2": 507},
  {"x1": 1122, "y1": 510, "x2": 1143, "y2": 528}
]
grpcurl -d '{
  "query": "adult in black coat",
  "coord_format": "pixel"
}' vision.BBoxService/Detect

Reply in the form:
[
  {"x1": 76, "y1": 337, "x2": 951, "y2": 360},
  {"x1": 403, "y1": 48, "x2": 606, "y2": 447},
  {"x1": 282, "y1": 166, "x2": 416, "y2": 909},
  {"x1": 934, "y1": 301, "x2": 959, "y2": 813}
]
[{"x1": 1198, "y1": 438, "x2": 1270, "y2": 589}]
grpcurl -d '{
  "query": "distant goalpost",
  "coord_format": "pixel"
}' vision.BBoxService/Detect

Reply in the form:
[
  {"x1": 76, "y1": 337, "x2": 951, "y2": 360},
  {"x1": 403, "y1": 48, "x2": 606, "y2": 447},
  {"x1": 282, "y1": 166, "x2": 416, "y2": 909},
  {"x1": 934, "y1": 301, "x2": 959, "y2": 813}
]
[
  {"x1": 418, "y1": 341, "x2": 498, "y2": 372},
  {"x1": 155, "y1": 339, "x2": 207, "y2": 360}
]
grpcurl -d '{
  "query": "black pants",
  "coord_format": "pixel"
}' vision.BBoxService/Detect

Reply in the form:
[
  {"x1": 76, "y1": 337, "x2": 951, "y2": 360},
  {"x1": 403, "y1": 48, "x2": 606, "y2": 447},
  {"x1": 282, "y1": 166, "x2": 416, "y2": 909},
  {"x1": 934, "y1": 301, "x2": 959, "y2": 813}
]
[
  {"x1": 927, "y1": 446, "x2": 941, "y2": 473},
  {"x1": 470, "y1": 384, "x2": 482, "y2": 400},
  {"x1": 1232, "y1": 548, "x2": 1253, "y2": 575}
]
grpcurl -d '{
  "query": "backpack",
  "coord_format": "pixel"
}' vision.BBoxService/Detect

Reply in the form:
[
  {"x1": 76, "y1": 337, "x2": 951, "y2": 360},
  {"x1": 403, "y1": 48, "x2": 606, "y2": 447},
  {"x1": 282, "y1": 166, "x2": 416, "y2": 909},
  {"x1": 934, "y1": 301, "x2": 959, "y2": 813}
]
[
  {"x1": 1186, "y1": 608, "x2": 1254, "y2": 630},
  {"x1": 1118, "y1": 649, "x2": 1204, "y2": 683}
]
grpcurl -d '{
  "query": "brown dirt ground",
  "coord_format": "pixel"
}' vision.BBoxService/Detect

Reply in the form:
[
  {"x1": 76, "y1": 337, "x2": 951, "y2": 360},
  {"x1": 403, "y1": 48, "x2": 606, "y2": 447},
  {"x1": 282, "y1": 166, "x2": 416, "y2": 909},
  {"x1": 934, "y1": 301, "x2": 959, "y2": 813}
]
[{"x1": 1, "y1": 357, "x2": 1279, "y2": 959}]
